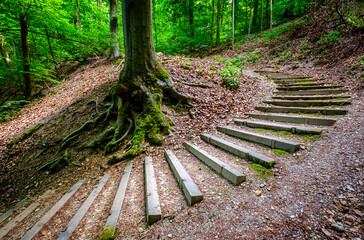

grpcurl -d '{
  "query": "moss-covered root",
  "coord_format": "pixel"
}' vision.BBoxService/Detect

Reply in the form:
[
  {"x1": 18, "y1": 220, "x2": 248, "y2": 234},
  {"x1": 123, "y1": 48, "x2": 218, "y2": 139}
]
[
  {"x1": 108, "y1": 104, "x2": 170, "y2": 165},
  {"x1": 38, "y1": 150, "x2": 69, "y2": 173},
  {"x1": 5, "y1": 123, "x2": 43, "y2": 152},
  {"x1": 99, "y1": 226, "x2": 116, "y2": 240}
]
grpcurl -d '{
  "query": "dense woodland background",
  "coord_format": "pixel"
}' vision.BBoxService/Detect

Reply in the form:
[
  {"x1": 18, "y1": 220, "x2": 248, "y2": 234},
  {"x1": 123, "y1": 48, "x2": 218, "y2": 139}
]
[{"x1": 0, "y1": 0, "x2": 363, "y2": 121}]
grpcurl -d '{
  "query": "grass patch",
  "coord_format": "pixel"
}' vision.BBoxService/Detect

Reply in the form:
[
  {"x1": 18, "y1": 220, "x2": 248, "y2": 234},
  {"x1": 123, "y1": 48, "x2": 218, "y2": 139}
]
[
  {"x1": 250, "y1": 164, "x2": 273, "y2": 179},
  {"x1": 272, "y1": 149, "x2": 289, "y2": 157},
  {"x1": 301, "y1": 134, "x2": 321, "y2": 142}
]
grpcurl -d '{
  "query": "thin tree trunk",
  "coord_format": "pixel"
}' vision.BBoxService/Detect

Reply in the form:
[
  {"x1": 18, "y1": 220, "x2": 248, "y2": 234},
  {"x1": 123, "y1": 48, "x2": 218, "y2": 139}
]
[
  {"x1": 189, "y1": 0, "x2": 194, "y2": 38},
  {"x1": 232, "y1": 0, "x2": 235, "y2": 48},
  {"x1": 20, "y1": 16, "x2": 31, "y2": 99},
  {"x1": 244, "y1": 0, "x2": 248, "y2": 34},
  {"x1": 0, "y1": 33, "x2": 10, "y2": 63},
  {"x1": 210, "y1": 0, "x2": 215, "y2": 47},
  {"x1": 248, "y1": 0, "x2": 253, "y2": 35},
  {"x1": 109, "y1": 0, "x2": 120, "y2": 58},
  {"x1": 216, "y1": 0, "x2": 221, "y2": 43},
  {"x1": 75, "y1": 0, "x2": 81, "y2": 28},
  {"x1": 260, "y1": 0, "x2": 264, "y2": 34},
  {"x1": 252, "y1": 0, "x2": 259, "y2": 30},
  {"x1": 45, "y1": 29, "x2": 56, "y2": 66},
  {"x1": 153, "y1": 0, "x2": 158, "y2": 51},
  {"x1": 270, "y1": 0, "x2": 273, "y2": 40}
]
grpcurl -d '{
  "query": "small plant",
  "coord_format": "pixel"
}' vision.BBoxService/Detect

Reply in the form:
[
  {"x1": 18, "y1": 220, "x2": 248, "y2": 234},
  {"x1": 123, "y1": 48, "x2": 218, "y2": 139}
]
[
  {"x1": 0, "y1": 100, "x2": 30, "y2": 123},
  {"x1": 220, "y1": 66, "x2": 242, "y2": 90},
  {"x1": 317, "y1": 31, "x2": 342, "y2": 46}
]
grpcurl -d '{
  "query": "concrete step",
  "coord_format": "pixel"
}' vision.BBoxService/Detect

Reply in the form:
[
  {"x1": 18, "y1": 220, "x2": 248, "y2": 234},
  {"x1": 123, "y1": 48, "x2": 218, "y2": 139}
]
[
  {"x1": 247, "y1": 113, "x2": 336, "y2": 126},
  {"x1": 21, "y1": 180, "x2": 85, "y2": 240},
  {"x1": 201, "y1": 133, "x2": 276, "y2": 168},
  {"x1": 217, "y1": 126, "x2": 300, "y2": 153},
  {"x1": 263, "y1": 100, "x2": 351, "y2": 107},
  {"x1": 144, "y1": 157, "x2": 162, "y2": 225},
  {"x1": 277, "y1": 82, "x2": 325, "y2": 87},
  {"x1": 164, "y1": 150, "x2": 203, "y2": 206},
  {"x1": 267, "y1": 74, "x2": 312, "y2": 80},
  {"x1": 273, "y1": 89, "x2": 348, "y2": 96},
  {"x1": 234, "y1": 119, "x2": 322, "y2": 135},
  {"x1": 255, "y1": 106, "x2": 348, "y2": 115},
  {"x1": 274, "y1": 79, "x2": 321, "y2": 84},
  {"x1": 0, "y1": 198, "x2": 28, "y2": 225},
  {"x1": 276, "y1": 85, "x2": 343, "y2": 91},
  {"x1": 57, "y1": 174, "x2": 111, "y2": 240},
  {"x1": 254, "y1": 70, "x2": 281, "y2": 74},
  {"x1": 100, "y1": 164, "x2": 132, "y2": 238},
  {"x1": 272, "y1": 95, "x2": 351, "y2": 100},
  {"x1": 183, "y1": 142, "x2": 246, "y2": 185}
]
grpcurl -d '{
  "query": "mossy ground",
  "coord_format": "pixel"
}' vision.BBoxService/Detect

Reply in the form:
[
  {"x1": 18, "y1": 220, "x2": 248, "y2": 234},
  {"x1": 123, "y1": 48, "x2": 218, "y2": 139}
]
[{"x1": 250, "y1": 164, "x2": 273, "y2": 179}]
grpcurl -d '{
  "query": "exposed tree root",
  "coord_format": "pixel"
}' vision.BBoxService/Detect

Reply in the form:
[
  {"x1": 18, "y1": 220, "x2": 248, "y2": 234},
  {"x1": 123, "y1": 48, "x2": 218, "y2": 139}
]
[{"x1": 38, "y1": 150, "x2": 69, "y2": 172}]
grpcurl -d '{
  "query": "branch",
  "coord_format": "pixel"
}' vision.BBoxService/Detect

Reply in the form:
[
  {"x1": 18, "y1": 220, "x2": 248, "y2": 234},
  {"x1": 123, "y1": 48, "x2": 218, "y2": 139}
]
[{"x1": 176, "y1": 78, "x2": 212, "y2": 88}]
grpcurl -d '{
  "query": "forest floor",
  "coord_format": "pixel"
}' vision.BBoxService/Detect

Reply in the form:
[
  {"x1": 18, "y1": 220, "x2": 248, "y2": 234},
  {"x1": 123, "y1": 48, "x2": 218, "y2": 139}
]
[{"x1": 0, "y1": 42, "x2": 363, "y2": 239}]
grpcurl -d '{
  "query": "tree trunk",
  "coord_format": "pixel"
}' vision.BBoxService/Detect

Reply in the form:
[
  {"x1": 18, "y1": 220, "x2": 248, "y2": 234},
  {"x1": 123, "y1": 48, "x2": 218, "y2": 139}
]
[
  {"x1": 260, "y1": 0, "x2": 264, "y2": 34},
  {"x1": 248, "y1": 0, "x2": 253, "y2": 35},
  {"x1": 210, "y1": 0, "x2": 215, "y2": 47},
  {"x1": 252, "y1": 0, "x2": 259, "y2": 30},
  {"x1": 20, "y1": 16, "x2": 31, "y2": 99},
  {"x1": 109, "y1": 0, "x2": 120, "y2": 58},
  {"x1": 216, "y1": 0, "x2": 221, "y2": 43},
  {"x1": 0, "y1": 33, "x2": 10, "y2": 63},
  {"x1": 270, "y1": 0, "x2": 273, "y2": 39},
  {"x1": 232, "y1": 0, "x2": 235, "y2": 48},
  {"x1": 75, "y1": 0, "x2": 81, "y2": 28},
  {"x1": 189, "y1": 0, "x2": 194, "y2": 38}
]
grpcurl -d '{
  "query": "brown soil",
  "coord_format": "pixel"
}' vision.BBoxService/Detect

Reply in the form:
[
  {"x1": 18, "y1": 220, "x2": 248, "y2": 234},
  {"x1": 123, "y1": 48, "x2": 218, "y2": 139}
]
[{"x1": 0, "y1": 52, "x2": 363, "y2": 239}]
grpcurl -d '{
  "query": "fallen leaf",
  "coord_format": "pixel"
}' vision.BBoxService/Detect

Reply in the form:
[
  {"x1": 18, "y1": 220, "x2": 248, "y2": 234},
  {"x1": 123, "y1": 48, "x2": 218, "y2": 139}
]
[
  {"x1": 255, "y1": 190, "x2": 262, "y2": 196},
  {"x1": 353, "y1": 209, "x2": 363, "y2": 217},
  {"x1": 322, "y1": 228, "x2": 332, "y2": 237},
  {"x1": 267, "y1": 186, "x2": 272, "y2": 191}
]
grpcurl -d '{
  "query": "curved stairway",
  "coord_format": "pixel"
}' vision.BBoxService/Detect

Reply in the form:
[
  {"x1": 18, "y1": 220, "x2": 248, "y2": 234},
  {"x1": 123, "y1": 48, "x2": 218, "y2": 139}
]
[{"x1": 0, "y1": 71, "x2": 351, "y2": 239}]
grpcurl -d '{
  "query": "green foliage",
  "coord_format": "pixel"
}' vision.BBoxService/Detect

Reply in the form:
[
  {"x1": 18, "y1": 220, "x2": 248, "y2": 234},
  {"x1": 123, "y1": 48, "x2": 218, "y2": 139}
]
[
  {"x1": 250, "y1": 164, "x2": 273, "y2": 179},
  {"x1": 317, "y1": 31, "x2": 342, "y2": 46},
  {"x1": 272, "y1": 149, "x2": 289, "y2": 157},
  {"x1": 0, "y1": 100, "x2": 30, "y2": 123},
  {"x1": 220, "y1": 66, "x2": 242, "y2": 90}
]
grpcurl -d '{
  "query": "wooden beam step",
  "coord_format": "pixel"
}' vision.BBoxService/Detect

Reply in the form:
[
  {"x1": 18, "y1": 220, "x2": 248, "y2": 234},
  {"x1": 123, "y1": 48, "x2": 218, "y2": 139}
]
[
  {"x1": 164, "y1": 150, "x2": 203, "y2": 206},
  {"x1": 274, "y1": 79, "x2": 320, "y2": 84},
  {"x1": 183, "y1": 142, "x2": 246, "y2": 185},
  {"x1": 21, "y1": 180, "x2": 85, "y2": 240},
  {"x1": 263, "y1": 100, "x2": 351, "y2": 107},
  {"x1": 272, "y1": 95, "x2": 351, "y2": 100},
  {"x1": 57, "y1": 174, "x2": 111, "y2": 240},
  {"x1": 273, "y1": 89, "x2": 348, "y2": 96},
  {"x1": 201, "y1": 133, "x2": 276, "y2": 168},
  {"x1": 277, "y1": 82, "x2": 325, "y2": 87},
  {"x1": 234, "y1": 119, "x2": 322, "y2": 135},
  {"x1": 144, "y1": 157, "x2": 162, "y2": 225},
  {"x1": 268, "y1": 75, "x2": 312, "y2": 80},
  {"x1": 247, "y1": 113, "x2": 336, "y2": 126},
  {"x1": 255, "y1": 106, "x2": 348, "y2": 115},
  {"x1": 217, "y1": 126, "x2": 300, "y2": 153},
  {"x1": 276, "y1": 85, "x2": 343, "y2": 91},
  {"x1": 0, "y1": 198, "x2": 28, "y2": 225}
]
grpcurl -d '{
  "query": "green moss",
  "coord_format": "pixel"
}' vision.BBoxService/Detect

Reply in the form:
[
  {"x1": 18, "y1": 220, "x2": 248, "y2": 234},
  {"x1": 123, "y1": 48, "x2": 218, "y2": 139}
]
[
  {"x1": 301, "y1": 134, "x2": 321, "y2": 142},
  {"x1": 250, "y1": 164, "x2": 273, "y2": 179},
  {"x1": 272, "y1": 149, "x2": 289, "y2": 157},
  {"x1": 108, "y1": 103, "x2": 171, "y2": 164},
  {"x1": 153, "y1": 61, "x2": 170, "y2": 80},
  {"x1": 5, "y1": 123, "x2": 43, "y2": 151},
  {"x1": 99, "y1": 226, "x2": 116, "y2": 240}
]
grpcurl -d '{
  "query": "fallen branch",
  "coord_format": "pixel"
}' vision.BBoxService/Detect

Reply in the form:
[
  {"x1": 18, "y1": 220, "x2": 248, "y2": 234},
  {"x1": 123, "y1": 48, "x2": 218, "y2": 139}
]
[
  {"x1": 5, "y1": 123, "x2": 43, "y2": 153},
  {"x1": 176, "y1": 78, "x2": 211, "y2": 88}
]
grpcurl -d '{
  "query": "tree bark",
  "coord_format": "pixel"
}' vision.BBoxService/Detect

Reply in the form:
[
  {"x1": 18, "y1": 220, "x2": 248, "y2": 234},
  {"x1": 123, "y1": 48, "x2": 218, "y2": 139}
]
[
  {"x1": 210, "y1": 0, "x2": 215, "y2": 47},
  {"x1": 75, "y1": 0, "x2": 81, "y2": 28},
  {"x1": 20, "y1": 16, "x2": 31, "y2": 99},
  {"x1": 260, "y1": 0, "x2": 264, "y2": 34},
  {"x1": 248, "y1": 0, "x2": 253, "y2": 35},
  {"x1": 232, "y1": 0, "x2": 235, "y2": 48},
  {"x1": 189, "y1": 0, "x2": 194, "y2": 38},
  {"x1": 109, "y1": 0, "x2": 120, "y2": 58},
  {"x1": 216, "y1": 0, "x2": 221, "y2": 43},
  {"x1": 270, "y1": 0, "x2": 273, "y2": 39},
  {"x1": 252, "y1": 0, "x2": 259, "y2": 30},
  {"x1": 0, "y1": 33, "x2": 10, "y2": 63}
]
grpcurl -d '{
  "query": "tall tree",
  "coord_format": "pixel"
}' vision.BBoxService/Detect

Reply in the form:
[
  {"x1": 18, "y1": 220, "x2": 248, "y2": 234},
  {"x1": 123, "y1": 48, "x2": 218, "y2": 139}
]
[
  {"x1": 252, "y1": 0, "x2": 259, "y2": 29},
  {"x1": 210, "y1": 0, "x2": 215, "y2": 47},
  {"x1": 216, "y1": 0, "x2": 221, "y2": 43},
  {"x1": 109, "y1": 0, "x2": 120, "y2": 58},
  {"x1": 75, "y1": 0, "x2": 81, "y2": 28},
  {"x1": 0, "y1": 33, "x2": 10, "y2": 63},
  {"x1": 189, "y1": 0, "x2": 194, "y2": 38}
]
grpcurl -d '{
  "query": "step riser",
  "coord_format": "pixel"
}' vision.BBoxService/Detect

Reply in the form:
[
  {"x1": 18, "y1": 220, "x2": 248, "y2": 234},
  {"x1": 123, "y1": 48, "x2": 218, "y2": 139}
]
[
  {"x1": 144, "y1": 158, "x2": 162, "y2": 225},
  {"x1": 263, "y1": 101, "x2": 351, "y2": 107},
  {"x1": 164, "y1": 150, "x2": 203, "y2": 206},
  {"x1": 268, "y1": 76, "x2": 312, "y2": 80},
  {"x1": 183, "y1": 142, "x2": 246, "y2": 186},
  {"x1": 234, "y1": 119, "x2": 322, "y2": 135},
  {"x1": 276, "y1": 86, "x2": 342, "y2": 91},
  {"x1": 277, "y1": 83, "x2": 325, "y2": 87},
  {"x1": 272, "y1": 95, "x2": 351, "y2": 100},
  {"x1": 273, "y1": 90, "x2": 348, "y2": 96},
  {"x1": 255, "y1": 106, "x2": 348, "y2": 115},
  {"x1": 247, "y1": 114, "x2": 336, "y2": 126},
  {"x1": 274, "y1": 79, "x2": 320, "y2": 84},
  {"x1": 217, "y1": 126, "x2": 300, "y2": 153},
  {"x1": 201, "y1": 133, "x2": 275, "y2": 168}
]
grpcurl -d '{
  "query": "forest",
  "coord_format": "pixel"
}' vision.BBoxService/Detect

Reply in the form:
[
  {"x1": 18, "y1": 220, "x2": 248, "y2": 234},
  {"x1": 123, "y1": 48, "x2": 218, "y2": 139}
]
[{"x1": 0, "y1": 0, "x2": 363, "y2": 239}]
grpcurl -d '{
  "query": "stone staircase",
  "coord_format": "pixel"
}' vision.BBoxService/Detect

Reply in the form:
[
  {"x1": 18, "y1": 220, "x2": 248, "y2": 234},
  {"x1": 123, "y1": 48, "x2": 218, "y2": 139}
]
[{"x1": 0, "y1": 71, "x2": 351, "y2": 239}]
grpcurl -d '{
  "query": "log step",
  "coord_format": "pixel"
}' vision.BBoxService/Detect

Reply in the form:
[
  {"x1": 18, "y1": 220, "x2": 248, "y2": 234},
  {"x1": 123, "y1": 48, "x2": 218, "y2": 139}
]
[
  {"x1": 255, "y1": 106, "x2": 348, "y2": 115},
  {"x1": 247, "y1": 113, "x2": 336, "y2": 126},
  {"x1": 274, "y1": 79, "x2": 320, "y2": 84},
  {"x1": 277, "y1": 82, "x2": 325, "y2": 87},
  {"x1": 57, "y1": 174, "x2": 111, "y2": 240},
  {"x1": 144, "y1": 157, "x2": 162, "y2": 225},
  {"x1": 217, "y1": 126, "x2": 300, "y2": 153},
  {"x1": 102, "y1": 164, "x2": 132, "y2": 234},
  {"x1": 183, "y1": 142, "x2": 246, "y2": 185},
  {"x1": 234, "y1": 119, "x2": 322, "y2": 135},
  {"x1": 273, "y1": 89, "x2": 348, "y2": 96},
  {"x1": 276, "y1": 85, "x2": 343, "y2": 91},
  {"x1": 254, "y1": 70, "x2": 281, "y2": 74},
  {"x1": 164, "y1": 150, "x2": 203, "y2": 206},
  {"x1": 201, "y1": 133, "x2": 276, "y2": 168},
  {"x1": 0, "y1": 202, "x2": 39, "y2": 239},
  {"x1": 0, "y1": 198, "x2": 28, "y2": 224},
  {"x1": 272, "y1": 95, "x2": 351, "y2": 100},
  {"x1": 21, "y1": 180, "x2": 85, "y2": 240},
  {"x1": 263, "y1": 100, "x2": 351, "y2": 107},
  {"x1": 267, "y1": 74, "x2": 312, "y2": 80}
]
